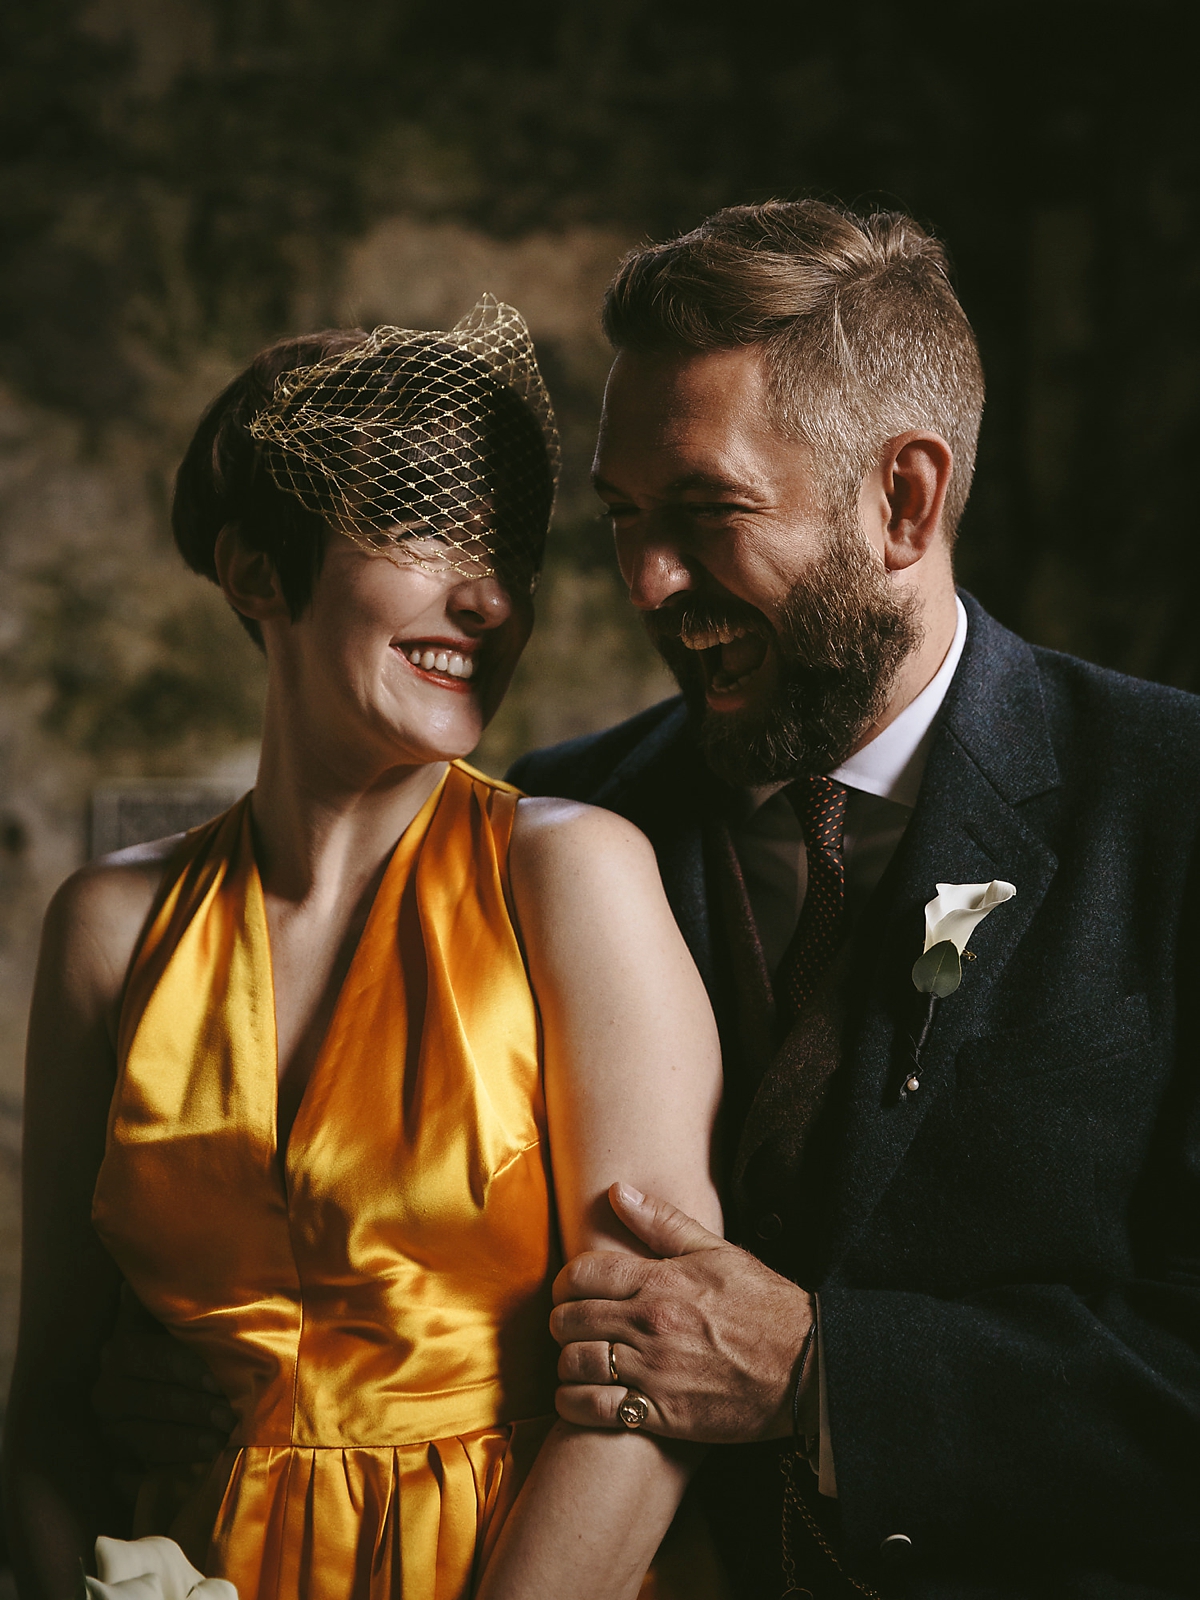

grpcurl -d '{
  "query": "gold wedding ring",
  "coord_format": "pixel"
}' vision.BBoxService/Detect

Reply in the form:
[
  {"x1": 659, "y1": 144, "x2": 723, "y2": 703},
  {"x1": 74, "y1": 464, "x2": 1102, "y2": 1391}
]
[
  {"x1": 617, "y1": 1390, "x2": 650, "y2": 1430},
  {"x1": 608, "y1": 1342, "x2": 620, "y2": 1384}
]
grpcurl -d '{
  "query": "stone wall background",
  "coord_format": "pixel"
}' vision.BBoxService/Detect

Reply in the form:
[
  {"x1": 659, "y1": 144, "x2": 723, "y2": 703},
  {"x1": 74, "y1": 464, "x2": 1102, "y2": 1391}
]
[{"x1": 0, "y1": 0, "x2": 1197, "y2": 1440}]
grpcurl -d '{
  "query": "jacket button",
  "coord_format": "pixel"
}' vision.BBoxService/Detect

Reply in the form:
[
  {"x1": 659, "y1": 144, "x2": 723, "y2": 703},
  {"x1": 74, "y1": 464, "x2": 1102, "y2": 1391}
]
[
  {"x1": 879, "y1": 1534, "x2": 913, "y2": 1560},
  {"x1": 754, "y1": 1212, "x2": 782, "y2": 1240}
]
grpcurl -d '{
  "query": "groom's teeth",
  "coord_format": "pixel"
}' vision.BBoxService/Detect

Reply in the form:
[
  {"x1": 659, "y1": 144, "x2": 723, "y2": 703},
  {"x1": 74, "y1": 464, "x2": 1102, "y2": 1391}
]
[{"x1": 681, "y1": 623, "x2": 749, "y2": 651}]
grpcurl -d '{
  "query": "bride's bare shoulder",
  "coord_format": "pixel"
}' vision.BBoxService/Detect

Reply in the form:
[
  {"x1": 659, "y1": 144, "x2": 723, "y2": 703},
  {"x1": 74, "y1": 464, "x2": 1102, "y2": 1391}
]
[
  {"x1": 510, "y1": 796, "x2": 656, "y2": 877},
  {"x1": 41, "y1": 833, "x2": 188, "y2": 1006},
  {"x1": 508, "y1": 797, "x2": 668, "y2": 938}
]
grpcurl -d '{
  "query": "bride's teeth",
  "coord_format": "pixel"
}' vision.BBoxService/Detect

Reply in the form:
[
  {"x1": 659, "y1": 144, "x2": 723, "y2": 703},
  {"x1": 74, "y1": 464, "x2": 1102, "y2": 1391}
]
[{"x1": 403, "y1": 644, "x2": 475, "y2": 679}]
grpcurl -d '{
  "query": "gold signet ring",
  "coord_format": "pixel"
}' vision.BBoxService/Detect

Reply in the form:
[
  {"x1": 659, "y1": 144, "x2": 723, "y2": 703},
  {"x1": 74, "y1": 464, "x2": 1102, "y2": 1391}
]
[
  {"x1": 608, "y1": 1343, "x2": 620, "y2": 1384},
  {"x1": 617, "y1": 1391, "x2": 650, "y2": 1430}
]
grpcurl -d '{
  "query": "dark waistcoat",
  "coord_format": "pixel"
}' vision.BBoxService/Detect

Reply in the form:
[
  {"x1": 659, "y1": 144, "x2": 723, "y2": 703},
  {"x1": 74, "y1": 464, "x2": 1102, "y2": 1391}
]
[{"x1": 699, "y1": 820, "x2": 881, "y2": 1599}]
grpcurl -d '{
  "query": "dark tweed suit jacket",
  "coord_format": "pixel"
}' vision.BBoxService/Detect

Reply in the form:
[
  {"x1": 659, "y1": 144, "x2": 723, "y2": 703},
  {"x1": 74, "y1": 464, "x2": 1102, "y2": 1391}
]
[{"x1": 508, "y1": 593, "x2": 1200, "y2": 1598}]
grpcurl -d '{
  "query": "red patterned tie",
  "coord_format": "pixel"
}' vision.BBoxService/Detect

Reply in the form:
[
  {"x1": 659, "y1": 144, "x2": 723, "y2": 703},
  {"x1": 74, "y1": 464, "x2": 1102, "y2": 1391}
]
[{"x1": 774, "y1": 775, "x2": 849, "y2": 1030}]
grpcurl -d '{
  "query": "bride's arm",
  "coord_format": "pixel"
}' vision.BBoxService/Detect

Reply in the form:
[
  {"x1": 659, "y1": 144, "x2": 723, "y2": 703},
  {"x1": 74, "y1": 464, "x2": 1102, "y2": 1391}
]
[
  {"x1": 3, "y1": 851, "x2": 168, "y2": 1598},
  {"x1": 479, "y1": 798, "x2": 723, "y2": 1600}
]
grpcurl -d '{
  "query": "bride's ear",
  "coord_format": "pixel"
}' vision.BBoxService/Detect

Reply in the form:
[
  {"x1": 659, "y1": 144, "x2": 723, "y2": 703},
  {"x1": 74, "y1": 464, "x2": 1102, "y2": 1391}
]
[{"x1": 214, "y1": 523, "x2": 291, "y2": 625}]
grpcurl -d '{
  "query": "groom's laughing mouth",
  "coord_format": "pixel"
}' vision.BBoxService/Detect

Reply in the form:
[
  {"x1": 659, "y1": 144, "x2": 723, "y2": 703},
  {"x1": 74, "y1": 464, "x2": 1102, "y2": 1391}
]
[{"x1": 649, "y1": 605, "x2": 775, "y2": 713}]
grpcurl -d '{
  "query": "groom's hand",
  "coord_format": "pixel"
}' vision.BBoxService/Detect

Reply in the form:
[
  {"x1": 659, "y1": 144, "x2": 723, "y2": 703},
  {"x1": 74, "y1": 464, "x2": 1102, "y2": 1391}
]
[{"x1": 550, "y1": 1183, "x2": 813, "y2": 1443}]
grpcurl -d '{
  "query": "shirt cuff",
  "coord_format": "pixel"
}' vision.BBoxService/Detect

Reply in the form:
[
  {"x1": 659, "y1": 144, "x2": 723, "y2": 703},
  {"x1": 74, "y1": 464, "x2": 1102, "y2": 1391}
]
[{"x1": 815, "y1": 1294, "x2": 838, "y2": 1498}]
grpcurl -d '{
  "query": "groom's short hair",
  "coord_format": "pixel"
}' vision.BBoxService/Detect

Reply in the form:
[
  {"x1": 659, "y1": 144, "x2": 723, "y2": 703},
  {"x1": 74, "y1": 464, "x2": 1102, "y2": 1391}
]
[{"x1": 602, "y1": 199, "x2": 985, "y2": 538}]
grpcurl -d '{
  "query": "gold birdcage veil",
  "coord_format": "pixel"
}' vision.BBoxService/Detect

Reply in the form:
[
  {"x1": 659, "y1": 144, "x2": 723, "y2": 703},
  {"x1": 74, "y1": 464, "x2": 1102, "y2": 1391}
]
[{"x1": 248, "y1": 295, "x2": 560, "y2": 591}]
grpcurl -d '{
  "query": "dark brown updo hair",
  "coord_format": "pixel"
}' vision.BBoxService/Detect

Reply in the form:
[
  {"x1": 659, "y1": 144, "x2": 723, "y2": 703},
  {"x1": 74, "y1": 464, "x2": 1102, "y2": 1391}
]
[{"x1": 172, "y1": 330, "x2": 366, "y2": 647}]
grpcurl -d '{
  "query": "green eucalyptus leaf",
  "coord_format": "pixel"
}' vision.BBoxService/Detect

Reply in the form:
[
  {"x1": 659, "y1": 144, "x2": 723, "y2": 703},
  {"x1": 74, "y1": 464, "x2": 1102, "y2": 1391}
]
[{"x1": 911, "y1": 939, "x2": 962, "y2": 997}]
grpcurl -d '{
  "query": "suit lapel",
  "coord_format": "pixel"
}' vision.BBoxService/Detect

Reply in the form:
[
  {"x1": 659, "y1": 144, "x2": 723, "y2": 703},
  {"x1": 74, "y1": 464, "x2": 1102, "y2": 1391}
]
[
  {"x1": 706, "y1": 822, "x2": 775, "y2": 1071},
  {"x1": 824, "y1": 598, "x2": 1061, "y2": 1268}
]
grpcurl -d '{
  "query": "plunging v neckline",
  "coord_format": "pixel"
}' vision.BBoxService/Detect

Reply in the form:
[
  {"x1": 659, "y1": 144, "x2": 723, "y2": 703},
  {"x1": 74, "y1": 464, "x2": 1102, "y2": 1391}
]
[{"x1": 250, "y1": 769, "x2": 450, "y2": 1173}]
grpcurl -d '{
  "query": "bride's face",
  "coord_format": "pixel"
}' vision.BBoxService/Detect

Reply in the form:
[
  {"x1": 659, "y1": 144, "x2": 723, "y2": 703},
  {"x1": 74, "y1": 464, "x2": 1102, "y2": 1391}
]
[{"x1": 271, "y1": 532, "x2": 534, "y2": 770}]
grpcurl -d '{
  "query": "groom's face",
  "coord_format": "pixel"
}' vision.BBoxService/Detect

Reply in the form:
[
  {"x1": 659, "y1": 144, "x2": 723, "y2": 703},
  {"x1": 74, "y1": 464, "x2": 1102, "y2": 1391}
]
[{"x1": 592, "y1": 345, "x2": 920, "y2": 784}]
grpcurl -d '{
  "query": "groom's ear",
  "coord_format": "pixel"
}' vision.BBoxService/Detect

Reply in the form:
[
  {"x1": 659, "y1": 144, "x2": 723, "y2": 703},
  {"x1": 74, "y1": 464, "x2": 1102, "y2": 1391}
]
[{"x1": 862, "y1": 431, "x2": 954, "y2": 571}]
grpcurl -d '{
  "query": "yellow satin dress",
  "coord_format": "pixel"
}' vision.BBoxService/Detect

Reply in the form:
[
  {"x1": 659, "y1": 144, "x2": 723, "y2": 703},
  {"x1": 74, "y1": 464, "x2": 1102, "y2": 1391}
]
[{"x1": 92, "y1": 762, "x2": 561, "y2": 1600}]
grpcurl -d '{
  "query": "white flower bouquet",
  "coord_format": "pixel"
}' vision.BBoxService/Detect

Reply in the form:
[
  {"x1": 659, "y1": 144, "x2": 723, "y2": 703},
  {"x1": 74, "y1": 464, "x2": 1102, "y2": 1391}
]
[{"x1": 82, "y1": 1537, "x2": 237, "y2": 1600}]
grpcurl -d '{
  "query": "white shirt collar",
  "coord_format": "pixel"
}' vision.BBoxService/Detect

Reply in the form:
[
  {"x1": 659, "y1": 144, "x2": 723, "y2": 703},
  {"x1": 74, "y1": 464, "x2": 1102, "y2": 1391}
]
[
  {"x1": 744, "y1": 595, "x2": 968, "y2": 815},
  {"x1": 830, "y1": 594, "x2": 968, "y2": 806}
]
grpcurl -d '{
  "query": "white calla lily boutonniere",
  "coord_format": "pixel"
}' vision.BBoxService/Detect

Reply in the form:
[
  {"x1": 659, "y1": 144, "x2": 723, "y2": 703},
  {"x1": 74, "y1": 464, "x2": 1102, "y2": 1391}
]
[
  {"x1": 902, "y1": 880, "x2": 1016, "y2": 1098},
  {"x1": 83, "y1": 1537, "x2": 237, "y2": 1600},
  {"x1": 912, "y1": 879, "x2": 1017, "y2": 997}
]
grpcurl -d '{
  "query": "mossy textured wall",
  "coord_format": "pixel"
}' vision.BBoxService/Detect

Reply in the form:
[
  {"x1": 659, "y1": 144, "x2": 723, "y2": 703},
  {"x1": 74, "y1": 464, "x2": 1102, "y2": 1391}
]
[{"x1": 0, "y1": 0, "x2": 1196, "y2": 1405}]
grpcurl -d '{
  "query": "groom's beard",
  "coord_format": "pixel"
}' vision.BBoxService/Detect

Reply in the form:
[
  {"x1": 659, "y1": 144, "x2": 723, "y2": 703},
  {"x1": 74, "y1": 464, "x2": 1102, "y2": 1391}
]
[{"x1": 646, "y1": 517, "x2": 924, "y2": 787}]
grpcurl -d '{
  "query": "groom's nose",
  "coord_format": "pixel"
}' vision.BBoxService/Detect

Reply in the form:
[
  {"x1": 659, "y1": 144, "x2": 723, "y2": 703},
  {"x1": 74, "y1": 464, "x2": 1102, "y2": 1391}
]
[{"x1": 614, "y1": 524, "x2": 699, "y2": 612}]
